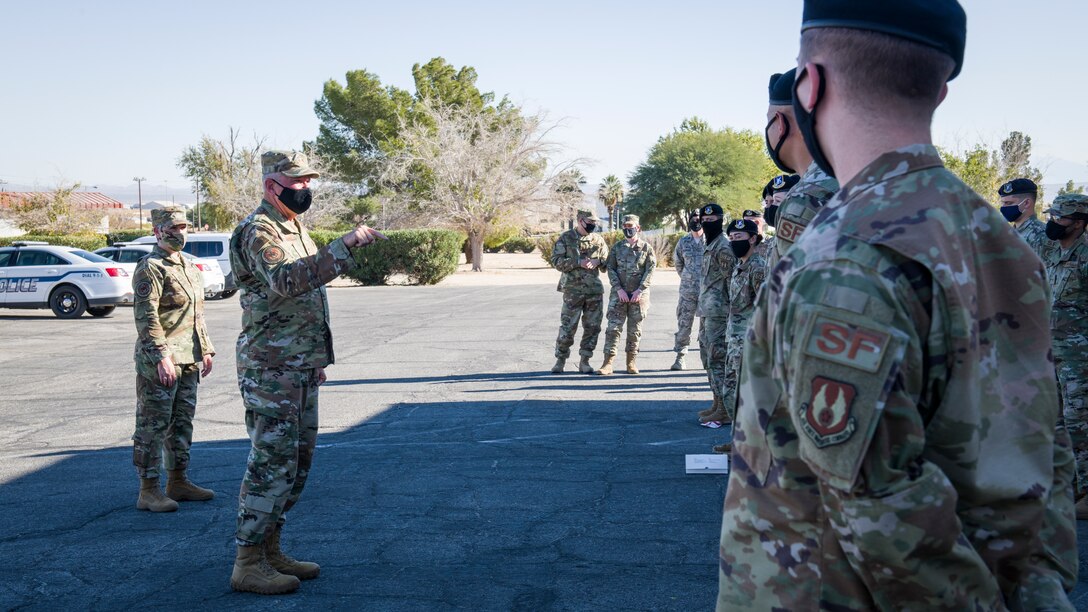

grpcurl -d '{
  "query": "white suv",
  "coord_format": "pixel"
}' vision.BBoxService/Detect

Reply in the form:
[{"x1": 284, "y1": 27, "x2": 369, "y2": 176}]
[
  {"x1": 94, "y1": 244, "x2": 225, "y2": 299},
  {"x1": 133, "y1": 232, "x2": 235, "y2": 298},
  {"x1": 0, "y1": 242, "x2": 133, "y2": 318}
]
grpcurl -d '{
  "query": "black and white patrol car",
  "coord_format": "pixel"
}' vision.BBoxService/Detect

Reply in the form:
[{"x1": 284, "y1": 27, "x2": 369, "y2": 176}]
[{"x1": 0, "y1": 241, "x2": 133, "y2": 318}]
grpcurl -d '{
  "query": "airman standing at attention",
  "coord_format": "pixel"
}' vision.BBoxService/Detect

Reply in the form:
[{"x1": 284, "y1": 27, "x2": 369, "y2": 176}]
[
  {"x1": 694, "y1": 203, "x2": 736, "y2": 426},
  {"x1": 998, "y1": 178, "x2": 1055, "y2": 261},
  {"x1": 670, "y1": 209, "x2": 705, "y2": 371},
  {"x1": 596, "y1": 214, "x2": 655, "y2": 375}
]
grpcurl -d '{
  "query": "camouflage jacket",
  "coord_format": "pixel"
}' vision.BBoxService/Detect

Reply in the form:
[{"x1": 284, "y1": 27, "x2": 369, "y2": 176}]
[
  {"x1": 229, "y1": 200, "x2": 357, "y2": 371},
  {"x1": 697, "y1": 234, "x2": 736, "y2": 319},
  {"x1": 767, "y1": 161, "x2": 839, "y2": 269},
  {"x1": 720, "y1": 145, "x2": 1067, "y2": 610},
  {"x1": 1014, "y1": 215, "x2": 1056, "y2": 265},
  {"x1": 1047, "y1": 238, "x2": 1088, "y2": 348},
  {"x1": 605, "y1": 237, "x2": 655, "y2": 295},
  {"x1": 755, "y1": 235, "x2": 775, "y2": 261},
  {"x1": 551, "y1": 228, "x2": 608, "y2": 296},
  {"x1": 673, "y1": 233, "x2": 704, "y2": 296},
  {"x1": 133, "y1": 245, "x2": 214, "y2": 379},
  {"x1": 726, "y1": 251, "x2": 766, "y2": 336}
]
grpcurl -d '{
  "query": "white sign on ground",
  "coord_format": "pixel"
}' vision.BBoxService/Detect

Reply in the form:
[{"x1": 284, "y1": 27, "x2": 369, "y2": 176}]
[{"x1": 685, "y1": 454, "x2": 729, "y2": 474}]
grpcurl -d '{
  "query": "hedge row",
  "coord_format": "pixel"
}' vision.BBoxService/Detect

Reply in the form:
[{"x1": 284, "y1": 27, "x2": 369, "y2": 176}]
[
  {"x1": 310, "y1": 228, "x2": 464, "y2": 286},
  {"x1": 485, "y1": 236, "x2": 536, "y2": 254},
  {"x1": 0, "y1": 234, "x2": 108, "y2": 251}
]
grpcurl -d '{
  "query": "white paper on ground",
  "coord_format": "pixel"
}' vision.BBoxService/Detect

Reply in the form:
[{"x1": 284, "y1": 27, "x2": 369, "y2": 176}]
[{"x1": 685, "y1": 454, "x2": 730, "y2": 474}]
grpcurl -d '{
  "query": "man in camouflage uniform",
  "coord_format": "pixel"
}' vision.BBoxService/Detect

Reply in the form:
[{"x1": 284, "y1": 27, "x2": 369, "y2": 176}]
[
  {"x1": 1045, "y1": 194, "x2": 1088, "y2": 521},
  {"x1": 229, "y1": 150, "x2": 386, "y2": 595},
  {"x1": 131, "y1": 205, "x2": 215, "y2": 513},
  {"x1": 670, "y1": 209, "x2": 704, "y2": 371},
  {"x1": 550, "y1": 209, "x2": 608, "y2": 374},
  {"x1": 695, "y1": 204, "x2": 736, "y2": 426},
  {"x1": 712, "y1": 219, "x2": 766, "y2": 453},
  {"x1": 742, "y1": 208, "x2": 772, "y2": 260},
  {"x1": 718, "y1": 2, "x2": 1075, "y2": 609},
  {"x1": 763, "y1": 68, "x2": 839, "y2": 269},
  {"x1": 596, "y1": 214, "x2": 655, "y2": 375},
  {"x1": 999, "y1": 178, "x2": 1055, "y2": 261}
]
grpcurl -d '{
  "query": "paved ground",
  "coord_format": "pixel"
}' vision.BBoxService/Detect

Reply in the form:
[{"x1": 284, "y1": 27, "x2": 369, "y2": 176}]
[{"x1": 0, "y1": 253, "x2": 1085, "y2": 611}]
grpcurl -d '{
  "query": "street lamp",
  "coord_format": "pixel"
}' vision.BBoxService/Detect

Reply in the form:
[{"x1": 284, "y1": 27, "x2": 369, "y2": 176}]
[{"x1": 133, "y1": 176, "x2": 146, "y2": 229}]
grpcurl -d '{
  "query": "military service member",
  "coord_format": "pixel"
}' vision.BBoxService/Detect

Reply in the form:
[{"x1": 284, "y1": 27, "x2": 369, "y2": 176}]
[
  {"x1": 1045, "y1": 194, "x2": 1088, "y2": 520},
  {"x1": 229, "y1": 150, "x2": 387, "y2": 595},
  {"x1": 670, "y1": 210, "x2": 704, "y2": 371},
  {"x1": 695, "y1": 204, "x2": 736, "y2": 426},
  {"x1": 999, "y1": 178, "x2": 1055, "y2": 261},
  {"x1": 550, "y1": 209, "x2": 608, "y2": 374},
  {"x1": 741, "y1": 208, "x2": 771, "y2": 260},
  {"x1": 596, "y1": 215, "x2": 656, "y2": 375},
  {"x1": 718, "y1": 1, "x2": 1074, "y2": 609},
  {"x1": 763, "y1": 68, "x2": 839, "y2": 269},
  {"x1": 131, "y1": 205, "x2": 215, "y2": 513}
]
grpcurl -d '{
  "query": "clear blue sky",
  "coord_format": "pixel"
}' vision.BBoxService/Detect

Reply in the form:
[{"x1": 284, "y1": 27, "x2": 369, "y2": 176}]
[{"x1": 2, "y1": 0, "x2": 1085, "y2": 204}]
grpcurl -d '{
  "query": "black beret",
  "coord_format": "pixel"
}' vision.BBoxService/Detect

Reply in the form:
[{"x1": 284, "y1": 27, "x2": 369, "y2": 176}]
[
  {"x1": 998, "y1": 178, "x2": 1037, "y2": 197},
  {"x1": 770, "y1": 174, "x2": 801, "y2": 194},
  {"x1": 762, "y1": 178, "x2": 776, "y2": 198},
  {"x1": 742, "y1": 209, "x2": 763, "y2": 218},
  {"x1": 728, "y1": 218, "x2": 761, "y2": 237},
  {"x1": 768, "y1": 68, "x2": 796, "y2": 106},
  {"x1": 701, "y1": 203, "x2": 724, "y2": 217},
  {"x1": 802, "y1": 0, "x2": 967, "y2": 80},
  {"x1": 688, "y1": 209, "x2": 702, "y2": 219}
]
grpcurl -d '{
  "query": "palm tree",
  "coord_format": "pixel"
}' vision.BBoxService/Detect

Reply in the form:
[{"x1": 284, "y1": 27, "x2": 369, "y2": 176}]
[{"x1": 597, "y1": 175, "x2": 624, "y2": 230}]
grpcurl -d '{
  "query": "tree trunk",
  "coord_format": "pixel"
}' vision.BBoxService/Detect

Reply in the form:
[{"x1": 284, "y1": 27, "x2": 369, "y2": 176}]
[{"x1": 469, "y1": 231, "x2": 485, "y2": 272}]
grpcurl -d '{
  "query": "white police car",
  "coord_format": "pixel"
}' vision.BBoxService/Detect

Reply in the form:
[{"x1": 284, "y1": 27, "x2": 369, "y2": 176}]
[
  {"x1": 0, "y1": 242, "x2": 133, "y2": 318},
  {"x1": 94, "y1": 243, "x2": 226, "y2": 299}
]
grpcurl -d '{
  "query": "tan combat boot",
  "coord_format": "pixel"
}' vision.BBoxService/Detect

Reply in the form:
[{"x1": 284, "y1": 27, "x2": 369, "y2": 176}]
[
  {"x1": 136, "y1": 478, "x2": 179, "y2": 513},
  {"x1": 166, "y1": 469, "x2": 215, "y2": 502},
  {"x1": 698, "y1": 397, "x2": 721, "y2": 419},
  {"x1": 670, "y1": 353, "x2": 685, "y2": 371},
  {"x1": 626, "y1": 353, "x2": 640, "y2": 375},
  {"x1": 550, "y1": 358, "x2": 565, "y2": 374},
  {"x1": 264, "y1": 526, "x2": 321, "y2": 580},
  {"x1": 595, "y1": 355, "x2": 615, "y2": 376},
  {"x1": 713, "y1": 442, "x2": 732, "y2": 454},
  {"x1": 578, "y1": 356, "x2": 593, "y2": 374},
  {"x1": 231, "y1": 544, "x2": 300, "y2": 594},
  {"x1": 700, "y1": 399, "x2": 732, "y2": 424}
]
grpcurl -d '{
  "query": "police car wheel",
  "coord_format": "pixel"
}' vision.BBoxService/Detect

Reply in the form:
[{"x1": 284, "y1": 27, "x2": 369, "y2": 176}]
[
  {"x1": 49, "y1": 285, "x2": 87, "y2": 319},
  {"x1": 87, "y1": 306, "x2": 116, "y2": 318},
  {"x1": 219, "y1": 289, "x2": 238, "y2": 299}
]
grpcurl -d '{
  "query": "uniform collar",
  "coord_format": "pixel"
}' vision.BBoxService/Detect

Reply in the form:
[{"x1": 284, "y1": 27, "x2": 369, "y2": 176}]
[
  {"x1": 152, "y1": 244, "x2": 183, "y2": 264},
  {"x1": 1014, "y1": 215, "x2": 1038, "y2": 231},
  {"x1": 259, "y1": 199, "x2": 302, "y2": 235},
  {"x1": 838, "y1": 144, "x2": 944, "y2": 201}
]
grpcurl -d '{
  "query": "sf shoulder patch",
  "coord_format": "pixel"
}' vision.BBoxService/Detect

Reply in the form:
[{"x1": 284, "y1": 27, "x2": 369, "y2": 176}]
[
  {"x1": 135, "y1": 280, "x2": 152, "y2": 298},
  {"x1": 799, "y1": 376, "x2": 857, "y2": 447},
  {"x1": 262, "y1": 246, "x2": 285, "y2": 265},
  {"x1": 803, "y1": 314, "x2": 890, "y2": 373}
]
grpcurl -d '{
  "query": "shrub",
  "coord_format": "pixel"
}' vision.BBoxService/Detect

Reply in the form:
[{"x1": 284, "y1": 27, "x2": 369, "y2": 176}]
[
  {"x1": 501, "y1": 236, "x2": 536, "y2": 253},
  {"x1": 308, "y1": 229, "x2": 342, "y2": 249},
  {"x1": 483, "y1": 226, "x2": 521, "y2": 251},
  {"x1": 0, "y1": 234, "x2": 107, "y2": 251},
  {"x1": 535, "y1": 233, "x2": 560, "y2": 265},
  {"x1": 346, "y1": 229, "x2": 464, "y2": 286}
]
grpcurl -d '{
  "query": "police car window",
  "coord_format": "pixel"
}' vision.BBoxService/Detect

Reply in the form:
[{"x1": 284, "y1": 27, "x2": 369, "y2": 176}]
[
  {"x1": 119, "y1": 250, "x2": 147, "y2": 264},
  {"x1": 14, "y1": 251, "x2": 68, "y2": 266},
  {"x1": 70, "y1": 250, "x2": 112, "y2": 263},
  {"x1": 0, "y1": 252, "x2": 11, "y2": 267}
]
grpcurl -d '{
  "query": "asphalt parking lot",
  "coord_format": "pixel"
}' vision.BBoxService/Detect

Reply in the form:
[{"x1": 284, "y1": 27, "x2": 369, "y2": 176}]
[{"x1": 0, "y1": 260, "x2": 1085, "y2": 610}]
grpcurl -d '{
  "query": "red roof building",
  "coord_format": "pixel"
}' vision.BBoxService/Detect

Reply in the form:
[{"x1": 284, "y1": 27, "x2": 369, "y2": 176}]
[{"x1": 0, "y1": 192, "x2": 126, "y2": 209}]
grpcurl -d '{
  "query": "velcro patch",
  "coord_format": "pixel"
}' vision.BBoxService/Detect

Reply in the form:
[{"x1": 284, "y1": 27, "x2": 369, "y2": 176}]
[
  {"x1": 135, "y1": 280, "x2": 152, "y2": 298},
  {"x1": 799, "y1": 377, "x2": 857, "y2": 447},
  {"x1": 775, "y1": 218, "x2": 804, "y2": 242},
  {"x1": 804, "y1": 314, "x2": 890, "y2": 373},
  {"x1": 261, "y1": 246, "x2": 285, "y2": 265}
]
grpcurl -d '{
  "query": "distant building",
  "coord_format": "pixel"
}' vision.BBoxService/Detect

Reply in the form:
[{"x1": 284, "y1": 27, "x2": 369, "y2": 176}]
[{"x1": 0, "y1": 192, "x2": 125, "y2": 210}]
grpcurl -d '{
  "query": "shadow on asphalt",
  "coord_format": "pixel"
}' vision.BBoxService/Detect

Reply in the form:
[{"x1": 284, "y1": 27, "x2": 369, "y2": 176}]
[
  {"x1": 324, "y1": 370, "x2": 708, "y2": 387},
  {"x1": 0, "y1": 399, "x2": 730, "y2": 610}
]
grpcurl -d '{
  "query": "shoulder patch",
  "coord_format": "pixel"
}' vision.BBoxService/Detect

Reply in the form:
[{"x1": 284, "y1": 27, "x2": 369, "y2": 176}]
[
  {"x1": 799, "y1": 376, "x2": 857, "y2": 447},
  {"x1": 135, "y1": 280, "x2": 152, "y2": 298},
  {"x1": 776, "y1": 218, "x2": 804, "y2": 242},
  {"x1": 803, "y1": 314, "x2": 890, "y2": 373},
  {"x1": 262, "y1": 246, "x2": 285, "y2": 265}
]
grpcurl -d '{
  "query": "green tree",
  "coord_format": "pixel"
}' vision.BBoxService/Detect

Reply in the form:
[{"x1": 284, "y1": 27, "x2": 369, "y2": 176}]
[
  {"x1": 997, "y1": 131, "x2": 1044, "y2": 190},
  {"x1": 624, "y1": 119, "x2": 771, "y2": 228},
  {"x1": 938, "y1": 143, "x2": 1000, "y2": 199},
  {"x1": 1058, "y1": 180, "x2": 1085, "y2": 196},
  {"x1": 597, "y1": 175, "x2": 624, "y2": 230}
]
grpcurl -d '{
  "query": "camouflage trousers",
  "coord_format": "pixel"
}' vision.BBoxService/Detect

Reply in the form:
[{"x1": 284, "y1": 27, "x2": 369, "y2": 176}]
[
  {"x1": 673, "y1": 290, "x2": 699, "y2": 354},
  {"x1": 700, "y1": 317, "x2": 729, "y2": 405},
  {"x1": 1033, "y1": 416, "x2": 1079, "y2": 600},
  {"x1": 132, "y1": 364, "x2": 200, "y2": 479},
  {"x1": 554, "y1": 292, "x2": 604, "y2": 359},
  {"x1": 1055, "y1": 352, "x2": 1088, "y2": 493},
  {"x1": 236, "y1": 367, "x2": 320, "y2": 545},
  {"x1": 602, "y1": 292, "x2": 650, "y2": 356},
  {"x1": 722, "y1": 325, "x2": 747, "y2": 422}
]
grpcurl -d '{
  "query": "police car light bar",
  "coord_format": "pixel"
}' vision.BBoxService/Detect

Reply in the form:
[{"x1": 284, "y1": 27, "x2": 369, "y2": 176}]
[{"x1": 11, "y1": 241, "x2": 49, "y2": 246}]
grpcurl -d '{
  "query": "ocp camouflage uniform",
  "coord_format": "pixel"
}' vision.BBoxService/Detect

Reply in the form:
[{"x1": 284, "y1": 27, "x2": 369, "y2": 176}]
[
  {"x1": 721, "y1": 251, "x2": 765, "y2": 422},
  {"x1": 132, "y1": 245, "x2": 214, "y2": 478},
  {"x1": 672, "y1": 233, "x2": 704, "y2": 358},
  {"x1": 602, "y1": 237, "x2": 656, "y2": 356},
  {"x1": 551, "y1": 228, "x2": 608, "y2": 359},
  {"x1": 755, "y1": 234, "x2": 775, "y2": 261},
  {"x1": 719, "y1": 146, "x2": 1073, "y2": 610},
  {"x1": 1047, "y1": 227, "x2": 1088, "y2": 493},
  {"x1": 766, "y1": 161, "x2": 839, "y2": 269},
  {"x1": 698, "y1": 235, "x2": 736, "y2": 408},
  {"x1": 230, "y1": 198, "x2": 357, "y2": 545},
  {"x1": 1017, "y1": 215, "x2": 1057, "y2": 263}
]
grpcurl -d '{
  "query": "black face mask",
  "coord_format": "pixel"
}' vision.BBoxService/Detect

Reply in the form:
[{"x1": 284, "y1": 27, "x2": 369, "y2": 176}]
[
  {"x1": 702, "y1": 219, "x2": 724, "y2": 245},
  {"x1": 729, "y1": 240, "x2": 751, "y2": 259},
  {"x1": 688, "y1": 220, "x2": 702, "y2": 232},
  {"x1": 764, "y1": 205, "x2": 779, "y2": 227},
  {"x1": 1046, "y1": 220, "x2": 1069, "y2": 241},
  {"x1": 764, "y1": 114, "x2": 795, "y2": 174},
  {"x1": 1000, "y1": 205, "x2": 1023, "y2": 223},
  {"x1": 623, "y1": 228, "x2": 638, "y2": 239},
  {"x1": 583, "y1": 222, "x2": 596, "y2": 233},
  {"x1": 274, "y1": 179, "x2": 313, "y2": 214},
  {"x1": 792, "y1": 65, "x2": 835, "y2": 179}
]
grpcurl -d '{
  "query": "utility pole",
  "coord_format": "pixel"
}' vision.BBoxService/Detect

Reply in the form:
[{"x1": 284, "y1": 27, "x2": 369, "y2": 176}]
[{"x1": 133, "y1": 176, "x2": 146, "y2": 229}]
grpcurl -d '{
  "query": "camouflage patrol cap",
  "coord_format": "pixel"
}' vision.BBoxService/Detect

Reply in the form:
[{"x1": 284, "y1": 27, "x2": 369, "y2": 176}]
[
  {"x1": 998, "y1": 178, "x2": 1037, "y2": 197},
  {"x1": 261, "y1": 150, "x2": 320, "y2": 178},
  {"x1": 622, "y1": 214, "x2": 640, "y2": 226},
  {"x1": 576, "y1": 209, "x2": 600, "y2": 222},
  {"x1": 151, "y1": 205, "x2": 188, "y2": 229},
  {"x1": 1045, "y1": 194, "x2": 1088, "y2": 220}
]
